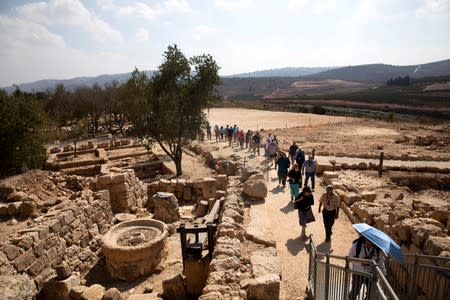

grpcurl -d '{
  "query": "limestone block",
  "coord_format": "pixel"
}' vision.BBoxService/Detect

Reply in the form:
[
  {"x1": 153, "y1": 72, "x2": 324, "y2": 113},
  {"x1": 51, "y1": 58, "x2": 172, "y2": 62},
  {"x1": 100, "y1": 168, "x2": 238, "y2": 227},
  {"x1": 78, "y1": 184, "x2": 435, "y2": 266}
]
[
  {"x1": 196, "y1": 200, "x2": 209, "y2": 217},
  {"x1": 81, "y1": 284, "x2": 105, "y2": 300},
  {"x1": 322, "y1": 171, "x2": 339, "y2": 185},
  {"x1": 42, "y1": 273, "x2": 80, "y2": 300},
  {"x1": 153, "y1": 192, "x2": 180, "y2": 223},
  {"x1": 243, "y1": 179, "x2": 268, "y2": 200},
  {"x1": 14, "y1": 249, "x2": 36, "y2": 272},
  {"x1": 128, "y1": 294, "x2": 163, "y2": 299},
  {"x1": 55, "y1": 261, "x2": 72, "y2": 280},
  {"x1": 3, "y1": 243, "x2": 21, "y2": 260},
  {"x1": 0, "y1": 204, "x2": 8, "y2": 216},
  {"x1": 63, "y1": 145, "x2": 74, "y2": 152},
  {"x1": 388, "y1": 210, "x2": 411, "y2": 225},
  {"x1": 361, "y1": 191, "x2": 377, "y2": 202},
  {"x1": 209, "y1": 256, "x2": 241, "y2": 272},
  {"x1": 424, "y1": 236, "x2": 450, "y2": 256},
  {"x1": 0, "y1": 274, "x2": 36, "y2": 300},
  {"x1": 241, "y1": 167, "x2": 262, "y2": 182},
  {"x1": 159, "y1": 179, "x2": 171, "y2": 192},
  {"x1": 162, "y1": 274, "x2": 187, "y2": 300},
  {"x1": 7, "y1": 202, "x2": 20, "y2": 216},
  {"x1": 215, "y1": 190, "x2": 227, "y2": 199},
  {"x1": 358, "y1": 162, "x2": 368, "y2": 170},
  {"x1": 248, "y1": 173, "x2": 265, "y2": 181},
  {"x1": 202, "y1": 177, "x2": 217, "y2": 199},
  {"x1": 246, "y1": 274, "x2": 280, "y2": 300},
  {"x1": 343, "y1": 192, "x2": 361, "y2": 206},
  {"x1": 183, "y1": 187, "x2": 192, "y2": 201},
  {"x1": 214, "y1": 175, "x2": 227, "y2": 190},
  {"x1": 250, "y1": 247, "x2": 280, "y2": 278},
  {"x1": 50, "y1": 147, "x2": 61, "y2": 153},
  {"x1": 102, "y1": 288, "x2": 123, "y2": 300}
]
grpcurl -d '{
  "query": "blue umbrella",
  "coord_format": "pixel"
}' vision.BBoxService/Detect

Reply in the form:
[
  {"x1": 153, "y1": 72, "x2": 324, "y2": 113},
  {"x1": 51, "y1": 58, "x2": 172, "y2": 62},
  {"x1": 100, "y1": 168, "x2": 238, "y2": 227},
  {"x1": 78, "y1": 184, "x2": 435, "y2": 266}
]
[{"x1": 352, "y1": 223, "x2": 404, "y2": 263}]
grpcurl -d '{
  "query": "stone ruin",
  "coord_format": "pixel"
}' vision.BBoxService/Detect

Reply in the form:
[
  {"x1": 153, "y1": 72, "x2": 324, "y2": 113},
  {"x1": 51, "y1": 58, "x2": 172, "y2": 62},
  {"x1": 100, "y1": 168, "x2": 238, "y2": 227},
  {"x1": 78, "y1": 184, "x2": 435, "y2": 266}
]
[
  {"x1": 101, "y1": 218, "x2": 168, "y2": 281},
  {"x1": 322, "y1": 170, "x2": 450, "y2": 264}
]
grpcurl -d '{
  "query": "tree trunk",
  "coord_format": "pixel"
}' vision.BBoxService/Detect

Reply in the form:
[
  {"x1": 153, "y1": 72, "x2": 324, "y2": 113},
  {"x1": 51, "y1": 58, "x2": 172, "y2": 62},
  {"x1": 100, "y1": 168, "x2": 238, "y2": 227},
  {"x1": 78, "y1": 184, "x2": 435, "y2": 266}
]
[
  {"x1": 174, "y1": 156, "x2": 182, "y2": 176},
  {"x1": 73, "y1": 141, "x2": 78, "y2": 157}
]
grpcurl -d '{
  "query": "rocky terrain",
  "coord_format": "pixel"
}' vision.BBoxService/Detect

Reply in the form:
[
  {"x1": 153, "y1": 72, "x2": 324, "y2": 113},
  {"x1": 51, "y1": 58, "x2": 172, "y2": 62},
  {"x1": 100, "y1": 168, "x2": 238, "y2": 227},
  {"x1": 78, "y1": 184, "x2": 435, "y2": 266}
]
[{"x1": 0, "y1": 108, "x2": 449, "y2": 299}]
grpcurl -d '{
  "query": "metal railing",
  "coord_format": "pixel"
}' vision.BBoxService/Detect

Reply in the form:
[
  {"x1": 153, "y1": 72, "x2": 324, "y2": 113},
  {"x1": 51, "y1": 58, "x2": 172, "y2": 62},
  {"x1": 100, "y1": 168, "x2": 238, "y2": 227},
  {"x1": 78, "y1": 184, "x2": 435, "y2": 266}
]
[
  {"x1": 307, "y1": 237, "x2": 398, "y2": 300},
  {"x1": 385, "y1": 253, "x2": 450, "y2": 300},
  {"x1": 307, "y1": 237, "x2": 450, "y2": 300}
]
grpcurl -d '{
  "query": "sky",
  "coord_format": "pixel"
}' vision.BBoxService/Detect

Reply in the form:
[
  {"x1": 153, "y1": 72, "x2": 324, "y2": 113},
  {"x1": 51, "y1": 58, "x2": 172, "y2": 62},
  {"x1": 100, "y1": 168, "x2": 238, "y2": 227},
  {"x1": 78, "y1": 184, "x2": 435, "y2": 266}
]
[{"x1": 0, "y1": 0, "x2": 449, "y2": 86}]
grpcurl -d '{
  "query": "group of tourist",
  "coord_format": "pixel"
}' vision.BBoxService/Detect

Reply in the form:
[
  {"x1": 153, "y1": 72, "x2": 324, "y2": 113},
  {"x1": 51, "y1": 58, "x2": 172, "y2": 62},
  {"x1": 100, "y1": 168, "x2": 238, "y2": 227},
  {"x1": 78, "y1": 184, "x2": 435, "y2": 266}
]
[{"x1": 205, "y1": 123, "x2": 384, "y2": 299}]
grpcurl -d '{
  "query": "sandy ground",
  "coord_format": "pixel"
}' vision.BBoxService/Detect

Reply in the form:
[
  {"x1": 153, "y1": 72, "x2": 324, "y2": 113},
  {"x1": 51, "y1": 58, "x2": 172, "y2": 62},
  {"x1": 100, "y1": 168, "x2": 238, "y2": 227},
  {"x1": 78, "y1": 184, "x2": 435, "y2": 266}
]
[{"x1": 202, "y1": 108, "x2": 449, "y2": 299}]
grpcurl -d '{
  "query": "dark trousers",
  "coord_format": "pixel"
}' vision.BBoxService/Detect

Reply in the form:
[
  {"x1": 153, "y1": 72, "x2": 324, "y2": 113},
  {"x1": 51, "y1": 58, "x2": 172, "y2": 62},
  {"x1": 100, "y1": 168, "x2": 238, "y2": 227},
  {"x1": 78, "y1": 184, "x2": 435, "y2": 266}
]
[
  {"x1": 349, "y1": 274, "x2": 370, "y2": 300},
  {"x1": 278, "y1": 172, "x2": 288, "y2": 186},
  {"x1": 322, "y1": 209, "x2": 336, "y2": 240}
]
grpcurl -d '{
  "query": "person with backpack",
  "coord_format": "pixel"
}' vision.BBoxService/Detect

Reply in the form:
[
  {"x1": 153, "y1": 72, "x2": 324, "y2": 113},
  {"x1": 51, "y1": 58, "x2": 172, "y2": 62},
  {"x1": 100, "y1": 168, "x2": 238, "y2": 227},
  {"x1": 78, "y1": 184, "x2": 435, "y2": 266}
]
[
  {"x1": 275, "y1": 152, "x2": 290, "y2": 187},
  {"x1": 289, "y1": 141, "x2": 299, "y2": 165},
  {"x1": 252, "y1": 131, "x2": 261, "y2": 155},
  {"x1": 294, "y1": 186, "x2": 315, "y2": 239},
  {"x1": 348, "y1": 236, "x2": 386, "y2": 300},
  {"x1": 245, "y1": 129, "x2": 253, "y2": 150},
  {"x1": 267, "y1": 138, "x2": 279, "y2": 168},
  {"x1": 302, "y1": 155, "x2": 317, "y2": 191},
  {"x1": 295, "y1": 148, "x2": 305, "y2": 169},
  {"x1": 318, "y1": 185, "x2": 340, "y2": 242}
]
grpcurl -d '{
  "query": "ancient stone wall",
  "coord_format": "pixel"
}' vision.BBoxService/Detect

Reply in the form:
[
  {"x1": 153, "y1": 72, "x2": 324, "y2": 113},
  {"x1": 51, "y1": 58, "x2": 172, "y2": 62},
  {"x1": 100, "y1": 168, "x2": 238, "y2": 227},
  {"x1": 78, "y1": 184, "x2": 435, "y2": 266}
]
[
  {"x1": 97, "y1": 168, "x2": 147, "y2": 213},
  {"x1": 0, "y1": 189, "x2": 113, "y2": 290},
  {"x1": 199, "y1": 176, "x2": 247, "y2": 299},
  {"x1": 147, "y1": 175, "x2": 228, "y2": 206}
]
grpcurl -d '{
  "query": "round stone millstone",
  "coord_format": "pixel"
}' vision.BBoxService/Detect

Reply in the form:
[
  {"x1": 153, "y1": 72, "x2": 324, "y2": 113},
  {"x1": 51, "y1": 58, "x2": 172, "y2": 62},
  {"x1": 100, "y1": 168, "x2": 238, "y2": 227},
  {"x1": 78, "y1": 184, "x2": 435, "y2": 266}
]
[{"x1": 101, "y1": 218, "x2": 168, "y2": 281}]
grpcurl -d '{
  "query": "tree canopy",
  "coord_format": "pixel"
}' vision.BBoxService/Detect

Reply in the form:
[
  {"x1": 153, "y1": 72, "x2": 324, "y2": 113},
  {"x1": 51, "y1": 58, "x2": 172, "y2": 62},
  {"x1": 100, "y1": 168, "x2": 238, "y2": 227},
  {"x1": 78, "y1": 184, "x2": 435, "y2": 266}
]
[
  {"x1": 0, "y1": 90, "x2": 48, "y2": 177},
  {"x1": 127, "y1": 45, "x2": 221, "y2": 175}
]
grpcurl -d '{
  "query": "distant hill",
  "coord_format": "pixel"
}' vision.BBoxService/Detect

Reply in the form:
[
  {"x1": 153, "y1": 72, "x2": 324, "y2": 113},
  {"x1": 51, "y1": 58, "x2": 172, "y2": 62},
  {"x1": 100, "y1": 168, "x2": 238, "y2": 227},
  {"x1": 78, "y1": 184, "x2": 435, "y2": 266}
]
[
  {"x1": 226, "y1": 67, "x2": 338, "y2": 78},
  {"x1": 308, "y1": 59, "x2": 450, "y2": 82},
  {"x1": 2, "y1": 71, "x2": 154, "y2": 93},
  {"x1": 2, "y1": 59, "x2": 449, "y2": 96}
]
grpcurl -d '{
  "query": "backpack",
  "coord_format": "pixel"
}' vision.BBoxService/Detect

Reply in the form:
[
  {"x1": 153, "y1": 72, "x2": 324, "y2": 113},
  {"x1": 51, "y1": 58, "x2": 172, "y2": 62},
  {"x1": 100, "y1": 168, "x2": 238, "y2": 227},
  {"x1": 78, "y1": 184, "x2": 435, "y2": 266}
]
[
  {"x1": 268, "y1": 141, "x2": 278, "y2": 154},
  {"x1": 353, "y1": 237, "x2": 380, "y2": 258},
  {"x1": 295, "y1": 149, "x2": 305, "y2": 163}
]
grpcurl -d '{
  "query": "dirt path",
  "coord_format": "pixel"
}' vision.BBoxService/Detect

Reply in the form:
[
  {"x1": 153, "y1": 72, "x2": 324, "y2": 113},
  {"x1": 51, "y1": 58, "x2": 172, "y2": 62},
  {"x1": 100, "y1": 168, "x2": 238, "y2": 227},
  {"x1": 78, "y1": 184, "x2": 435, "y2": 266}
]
[{"x1": 205, "y1": 140, "x2": 359, "y2": 299}]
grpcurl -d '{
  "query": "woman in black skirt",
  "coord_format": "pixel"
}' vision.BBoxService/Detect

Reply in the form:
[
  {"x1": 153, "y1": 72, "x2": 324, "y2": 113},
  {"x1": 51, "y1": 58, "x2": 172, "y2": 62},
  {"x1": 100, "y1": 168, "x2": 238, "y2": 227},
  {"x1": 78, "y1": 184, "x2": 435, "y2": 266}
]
[{"x1": 294, "y1": 186, "x2": 315, "y2": 239}]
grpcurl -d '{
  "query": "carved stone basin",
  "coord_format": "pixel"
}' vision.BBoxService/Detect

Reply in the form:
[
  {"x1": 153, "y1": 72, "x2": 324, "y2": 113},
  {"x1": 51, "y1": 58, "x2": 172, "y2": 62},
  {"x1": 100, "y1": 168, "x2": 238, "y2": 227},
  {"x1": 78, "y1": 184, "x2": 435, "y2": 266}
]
[{"x1": 101, "y1": 218, "x2": 168, "y2": 281}]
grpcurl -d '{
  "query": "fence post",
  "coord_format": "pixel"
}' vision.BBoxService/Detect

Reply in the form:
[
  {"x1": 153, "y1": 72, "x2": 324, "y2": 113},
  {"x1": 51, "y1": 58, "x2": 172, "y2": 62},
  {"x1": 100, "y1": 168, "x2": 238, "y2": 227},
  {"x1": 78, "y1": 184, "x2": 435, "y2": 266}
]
[
  {"x1": 343, "y1": 257, "x2": 350, "y2": 300},
  {"x1": 408, "y1": 253, "x2": 419, "y2": 300},
  {"x1": 369, "y1": 264, "x2": 378, "y2": 299},
  {"x1": 378, "y1": 152, "x2": 384, "y2": 178},
  {"x1": 325, "y1": 254, "x2": 330, "y2": 300},
  {"x1": 178, "y1": 223, "x2": 187, "y2": 271}
]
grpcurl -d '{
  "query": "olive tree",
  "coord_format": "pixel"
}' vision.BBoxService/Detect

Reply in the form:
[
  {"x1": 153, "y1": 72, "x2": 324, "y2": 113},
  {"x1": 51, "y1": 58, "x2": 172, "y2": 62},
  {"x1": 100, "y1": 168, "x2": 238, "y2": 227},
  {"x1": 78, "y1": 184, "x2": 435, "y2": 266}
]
[{"x1": 127, "y1": 45, "x2": 220, "y2": 175}]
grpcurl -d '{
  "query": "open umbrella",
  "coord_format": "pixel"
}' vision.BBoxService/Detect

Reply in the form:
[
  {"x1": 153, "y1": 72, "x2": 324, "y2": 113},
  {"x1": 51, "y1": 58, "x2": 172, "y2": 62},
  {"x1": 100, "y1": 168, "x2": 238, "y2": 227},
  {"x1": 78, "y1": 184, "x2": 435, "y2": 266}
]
[{"x1": 352, "y1": 223, "x2": 404, "y2": 263}]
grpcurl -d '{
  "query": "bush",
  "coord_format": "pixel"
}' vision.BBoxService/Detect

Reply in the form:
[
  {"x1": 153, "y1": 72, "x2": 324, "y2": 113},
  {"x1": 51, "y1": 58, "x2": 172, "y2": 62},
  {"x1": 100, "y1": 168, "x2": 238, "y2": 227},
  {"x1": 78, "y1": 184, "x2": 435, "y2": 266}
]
[{"x1": 311, "y1": 105, "x2": 327, "y2": 115}]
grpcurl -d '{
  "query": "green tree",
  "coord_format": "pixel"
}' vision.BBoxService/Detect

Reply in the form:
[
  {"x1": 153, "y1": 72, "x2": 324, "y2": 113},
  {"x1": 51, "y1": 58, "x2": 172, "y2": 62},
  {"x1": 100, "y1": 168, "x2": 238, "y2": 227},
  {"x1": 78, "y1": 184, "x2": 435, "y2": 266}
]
[
  {"x1": 127, "y1": 45, "x2": 220, "y2": 175},
  {"x1": 0, "y1": 89, "x2": 48, "y2": 177}
]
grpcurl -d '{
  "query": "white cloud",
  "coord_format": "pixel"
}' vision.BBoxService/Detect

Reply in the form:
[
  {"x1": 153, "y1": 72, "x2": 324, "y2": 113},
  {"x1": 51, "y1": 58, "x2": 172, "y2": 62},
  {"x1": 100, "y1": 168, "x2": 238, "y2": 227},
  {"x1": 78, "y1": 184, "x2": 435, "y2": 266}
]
[
  {"x1": 194, "y1": 25, "x2": 217, "y2": 41},
  {"x1": 313, "y1": 0, "x2": 337, "y2": 14},
  {"x1": 416, "y1": 0, "x2": 450, "y2": 16},
  {"x1": 17, "y1": 0, "x2": 123, "y2": 43},
  {"x1": 99, "y1": 0, "x2": 191, "y2": 19},
  {"x1": 214, "y1": 0, "x2": 252, "y2": 10},
  {"x1": 288, "y1": 0, "x2": 308, "y2": 10},
  {"x1": 135, "y1": 28, "x2": 149, "y2": 43},
  {"x1": 0, "y1": 15, "x2": 132, "y2": 86}
]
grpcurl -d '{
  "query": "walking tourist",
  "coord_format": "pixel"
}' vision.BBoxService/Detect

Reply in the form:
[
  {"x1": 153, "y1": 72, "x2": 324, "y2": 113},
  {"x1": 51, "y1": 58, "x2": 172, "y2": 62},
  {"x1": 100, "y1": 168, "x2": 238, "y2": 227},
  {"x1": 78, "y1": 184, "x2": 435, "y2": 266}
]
[
  {"x1": 227, "y1": 125, "x2": 233, "y2": 146},
  {"x1": 245, "y1": 129, "x2": 253, "y2": 149},
  {"x1": 206, "y1": 122, "x2": 212, "y2": 140},
  {"x1": 267, "y1": 138, "x2": 279, "y2": 168},
  {"x1": 252, "y1": 131, "x2": 261, "y2": 155},
  {"x1": 275, "y1": 152, "x2": 290, "y2": 187},
  {"x1": 214, "y1": 125, "x2": 220, "y2": 142},
  {"x1": 287, "y1": 164, "x2": 302, "y2": 201},
  {"x1": 318, "y1": 185, "x2": 340, "y2": 242},
  {"x1": 302, "y1": 155, "x2": 317, "y2": 191},
  {"x1": 294, "y1": 186, "x2": 315, "y2": 239},
  {"x1": 237, "y1": 129, "x2": 245, "y2": 149},
  {"x1": 295, "y1": 147, "x2": 305, "y2": 169},
  {"x1": 289, "y1": 141, "x2": 299, "y2": 165},
  {"x1": 348, "y1": 236, "x2": 386, "y2": 300}
]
